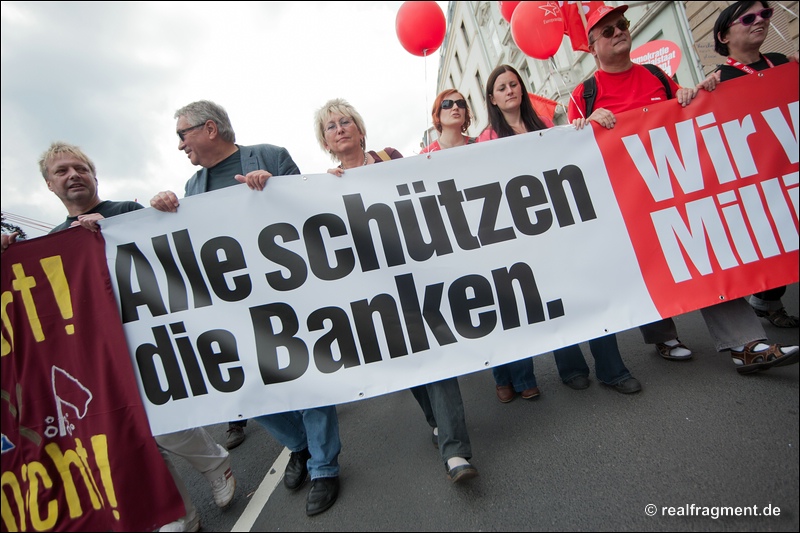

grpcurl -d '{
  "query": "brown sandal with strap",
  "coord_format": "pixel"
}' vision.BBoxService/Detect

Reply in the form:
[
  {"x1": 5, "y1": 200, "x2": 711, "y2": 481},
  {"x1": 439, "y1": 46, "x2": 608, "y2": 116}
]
[
  {"x1": 731, "y1": 341, "x2": 800, "y2": 374},
  {"x1": 755, "y1": 307, "x2": 800, "y2": 328},
  {"x1": 656, "y1": 340, "x2": 693, "y2": 360}
]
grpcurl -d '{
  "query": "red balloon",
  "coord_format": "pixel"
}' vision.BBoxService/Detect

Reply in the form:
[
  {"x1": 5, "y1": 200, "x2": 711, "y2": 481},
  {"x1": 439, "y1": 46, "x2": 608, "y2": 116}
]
[
  {"x1": 498, "y1": 1, "x2": 521, "y2": 23},
  {"x1": 395, "y1": 1, "x2": 446, "y2": 57},
  {"x1": 511, "y1": 1, "x2": 566, "y2": 60}
]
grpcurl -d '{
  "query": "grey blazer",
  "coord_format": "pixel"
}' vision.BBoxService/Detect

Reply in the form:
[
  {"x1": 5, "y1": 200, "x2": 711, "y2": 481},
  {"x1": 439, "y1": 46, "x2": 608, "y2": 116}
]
[{"x1": 184, "y1": 144, "x2": 301, "y2": 197}]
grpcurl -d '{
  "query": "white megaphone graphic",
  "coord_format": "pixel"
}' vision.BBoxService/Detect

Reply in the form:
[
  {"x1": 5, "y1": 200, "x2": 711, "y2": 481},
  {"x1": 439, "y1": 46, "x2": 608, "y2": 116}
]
[{"x1": 50, "y1": 366, "x2": 93, "y2": 437}]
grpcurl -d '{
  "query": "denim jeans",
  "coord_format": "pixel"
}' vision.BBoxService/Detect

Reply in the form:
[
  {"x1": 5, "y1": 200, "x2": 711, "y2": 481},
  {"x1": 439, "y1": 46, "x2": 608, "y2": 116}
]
[
  {"x1": 254, "y1": 406, "x2": 340, "y2": 479},
  {"x1": 410, "y1": 377, "x2": 472, "y2": 463},
  {"x1": 553, "y1": 334, "x2": 630, "y2": 385},
  {"x1": 492, "y1": 357, "x2": 537, "y2": 391}
]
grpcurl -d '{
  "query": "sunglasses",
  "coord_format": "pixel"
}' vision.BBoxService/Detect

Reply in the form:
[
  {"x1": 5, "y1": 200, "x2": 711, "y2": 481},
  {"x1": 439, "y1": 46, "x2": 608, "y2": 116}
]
[
  {"x1": 591, "y1": 18, "x2": 630, "y2": 44},
  {"x1": 176, "y1": 123, "x2": 205, "y2": 141},
  {"x1": 441, "y1": 99, "x2": 467, "y2": 110},
  {"x1": 730, "y1": 7, "x2": 773, "y2": 27}
]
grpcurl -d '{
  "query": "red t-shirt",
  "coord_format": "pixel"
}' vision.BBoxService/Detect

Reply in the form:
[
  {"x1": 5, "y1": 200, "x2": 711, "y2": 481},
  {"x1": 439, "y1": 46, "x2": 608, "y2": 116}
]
[
  {"x1": 567, "y1": 63, "x2": 680, "y2": 121},
  {"x1": 420, "y1": 135, "x2": 477, "y2": 153}
]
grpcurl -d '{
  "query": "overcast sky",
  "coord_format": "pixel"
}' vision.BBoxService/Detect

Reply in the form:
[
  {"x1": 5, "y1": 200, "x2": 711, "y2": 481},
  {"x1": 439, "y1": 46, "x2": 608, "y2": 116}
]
[{"x1": 1, "y1": 1, "x2": 447, "y2": 237}]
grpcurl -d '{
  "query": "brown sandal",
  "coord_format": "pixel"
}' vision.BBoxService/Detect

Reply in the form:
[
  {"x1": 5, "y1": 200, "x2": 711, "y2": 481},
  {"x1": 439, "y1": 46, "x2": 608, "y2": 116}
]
[
  {"x1": 730, "y1": 341, "x2": 800, "y2": 374},
  {"x1": 655, "y1": 340, "x2": 693, "y2": 360},
  {"x1": 755, "y1": 307, "x2": 800, "y2": 328}
]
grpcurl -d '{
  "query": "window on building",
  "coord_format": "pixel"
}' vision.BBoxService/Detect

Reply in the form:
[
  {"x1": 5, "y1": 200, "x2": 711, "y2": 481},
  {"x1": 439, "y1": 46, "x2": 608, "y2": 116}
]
[
  {"x1": 461, "y1": 21, "x2": 470, "y2": 47},
  {"x1": 468, "y1": 95, "x2": 477, "y2": 129},
  {"x1": 518, "y1": 64, "x2": 534, "y2": 93},
  {"x1": 454, "y1": 51, "x2": 462, "y2": 74},
  {"x1": 475, "y1": 70, "x2": 484, "y2": 98}
]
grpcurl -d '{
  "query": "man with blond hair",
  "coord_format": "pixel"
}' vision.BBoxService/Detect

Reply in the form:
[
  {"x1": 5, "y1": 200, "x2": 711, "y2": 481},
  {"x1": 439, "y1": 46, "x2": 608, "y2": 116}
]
[{"x1": 3, "y1": 141, "x2": 236, "y2": 532}]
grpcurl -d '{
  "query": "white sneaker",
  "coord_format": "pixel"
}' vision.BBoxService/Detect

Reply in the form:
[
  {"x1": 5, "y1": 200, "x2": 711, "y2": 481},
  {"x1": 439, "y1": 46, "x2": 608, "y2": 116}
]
[
  {"x1": 211, "y1": 468, "x2": 235, "y2": 508},
  {"x1": 159, "y1": 508, "x2": 200, "y2": 532}
]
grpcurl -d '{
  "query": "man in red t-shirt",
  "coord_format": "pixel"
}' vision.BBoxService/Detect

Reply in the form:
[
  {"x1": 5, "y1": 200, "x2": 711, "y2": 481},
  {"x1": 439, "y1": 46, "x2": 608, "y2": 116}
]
[
  {"x1": 567, "y1": 5, "x2": 799, "y2": 375},
  {"x1": 567, "y1": 5, "x2": 708, "y2": 126}
]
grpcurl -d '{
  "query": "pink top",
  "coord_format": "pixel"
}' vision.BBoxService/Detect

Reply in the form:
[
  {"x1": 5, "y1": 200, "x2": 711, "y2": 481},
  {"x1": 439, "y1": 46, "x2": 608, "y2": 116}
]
[{"x1": 477, "y1": 116, "x2": 555, "y2": 142}]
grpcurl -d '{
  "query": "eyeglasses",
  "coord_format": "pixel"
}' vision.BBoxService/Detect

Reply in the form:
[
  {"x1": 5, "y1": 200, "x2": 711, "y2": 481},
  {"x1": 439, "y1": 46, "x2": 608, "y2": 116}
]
[
  {"x1": 325, "y1": 118, "x2": 353, "y2": 133},
  {"x1": 176, "y1": 123, "x2": 205, "y2": 141},
  {"x1": 590, "y1": 18, "x2": 630, "y2": 44},
  {"x1": 730, "y1": 7, "x2": 773, "y2": 27},
  {"x1": 441, "y1": 99, "x2": 467, "y2": 110}
]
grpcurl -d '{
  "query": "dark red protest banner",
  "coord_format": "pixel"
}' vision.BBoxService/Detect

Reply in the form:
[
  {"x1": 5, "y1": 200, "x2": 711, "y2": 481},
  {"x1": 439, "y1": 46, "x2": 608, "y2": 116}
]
[{"x1": 1, "y1": 228, "x2": 183, "y2": 532}]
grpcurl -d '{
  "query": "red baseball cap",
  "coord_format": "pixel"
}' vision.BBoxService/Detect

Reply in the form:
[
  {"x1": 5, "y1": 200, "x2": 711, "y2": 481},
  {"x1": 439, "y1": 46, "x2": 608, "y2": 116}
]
[{"x1": 586, "y1": 4, "x2": 629, "y2": 39}]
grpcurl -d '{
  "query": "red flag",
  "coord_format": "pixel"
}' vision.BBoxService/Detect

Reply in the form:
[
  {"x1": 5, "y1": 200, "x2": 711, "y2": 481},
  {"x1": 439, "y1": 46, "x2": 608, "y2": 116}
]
[
  {"x1": 1, "y1": 229, "x2": 184, "y2": 532},
  {"x1": 561, "y1": 1, "x2": 606, "y2": 52},
  {"x1": 529, "y1": 92, "x2": 558, "y2": 122}
]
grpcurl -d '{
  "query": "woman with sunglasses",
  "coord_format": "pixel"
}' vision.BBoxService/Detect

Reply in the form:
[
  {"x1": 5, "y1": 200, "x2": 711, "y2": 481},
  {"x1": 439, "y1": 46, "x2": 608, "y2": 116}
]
[
  {"x1": 313, "y1": 97, "x2": 479, "y2": 484},
  {"x1": 421, "y1": 90, "x2": 476, "y2": 152},
  {"x1": 714, "y1": 1, "x2": 798, "y2": 81},
  {"x1": 712, "y1": 1, "x2": 800, "y2": 329}
]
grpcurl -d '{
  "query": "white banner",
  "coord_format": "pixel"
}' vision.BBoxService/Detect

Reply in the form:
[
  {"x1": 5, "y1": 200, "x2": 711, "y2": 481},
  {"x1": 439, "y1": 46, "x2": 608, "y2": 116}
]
[{"x1": 100, "y1": 66, "x2": 799, "y2": 435}]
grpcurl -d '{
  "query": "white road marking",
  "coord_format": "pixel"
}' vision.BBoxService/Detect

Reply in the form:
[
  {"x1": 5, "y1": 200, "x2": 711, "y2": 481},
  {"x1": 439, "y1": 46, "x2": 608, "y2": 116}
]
[{"x1": 230, "y1": 447, "x2": 290, "y2": 532}]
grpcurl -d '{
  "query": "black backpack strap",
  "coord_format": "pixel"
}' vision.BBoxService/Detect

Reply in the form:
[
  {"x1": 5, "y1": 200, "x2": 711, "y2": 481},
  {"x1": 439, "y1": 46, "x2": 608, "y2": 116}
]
[
  {"x1": 642, "y1": 63, "x2": 673, "y2": 100},
  {"x1": 582, "y1": 76, "x2": 597, "y2": 116}
]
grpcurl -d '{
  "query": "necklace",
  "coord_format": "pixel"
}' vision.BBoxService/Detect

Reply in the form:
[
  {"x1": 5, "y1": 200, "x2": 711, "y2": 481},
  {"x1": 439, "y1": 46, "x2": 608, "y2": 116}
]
[
  {"x1": 439, "y1": 136, "x2": 466, "y2": 150},
  {"x1": 341, "y1": 151, "x2": 369, "y2": 169}
]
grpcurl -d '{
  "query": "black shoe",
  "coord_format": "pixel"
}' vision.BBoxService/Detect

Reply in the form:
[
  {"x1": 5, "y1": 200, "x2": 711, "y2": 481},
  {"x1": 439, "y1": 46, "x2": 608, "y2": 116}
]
[
  {"x1": 306, "y1": 477, "x2": 339, "y2": 516},
  {"x1": 607, "y1": 377, "x2": 642, "y2": 394},
  {"x1": 564, "y1": 375, "x2": 590, "y2": 390},
  {"x1": 446, "y1": 462, "x2": 479, "y2": 483},
  {"x1": 284, "y1": 448, "x2": 311, "y2": 491}
]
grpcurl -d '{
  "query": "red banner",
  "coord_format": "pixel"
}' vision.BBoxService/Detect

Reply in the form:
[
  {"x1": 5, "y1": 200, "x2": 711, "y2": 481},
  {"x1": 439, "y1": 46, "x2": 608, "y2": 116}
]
[
  {"x1": 594, "y1": 63, "x2": 799, "y2": 319},
  {"x1": 1, "y1": 229, "x2": 183, "y2": 531}
]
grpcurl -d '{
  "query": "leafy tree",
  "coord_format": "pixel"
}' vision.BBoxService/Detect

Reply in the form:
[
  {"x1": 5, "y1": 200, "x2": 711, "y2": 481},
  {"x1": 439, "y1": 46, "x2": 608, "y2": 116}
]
[{"x1": 1, "y1": 213, "x2": 27, "y2": 240}]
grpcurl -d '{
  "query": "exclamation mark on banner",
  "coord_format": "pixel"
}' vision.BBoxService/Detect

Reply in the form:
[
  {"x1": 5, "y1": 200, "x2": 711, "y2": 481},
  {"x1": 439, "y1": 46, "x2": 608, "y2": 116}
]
[
  {"x1": 39, "y1": 256, "x2": 75, "y2": 335},
  {"x1": 91, "y1": 435, "x2": 120, "y2": 520}
]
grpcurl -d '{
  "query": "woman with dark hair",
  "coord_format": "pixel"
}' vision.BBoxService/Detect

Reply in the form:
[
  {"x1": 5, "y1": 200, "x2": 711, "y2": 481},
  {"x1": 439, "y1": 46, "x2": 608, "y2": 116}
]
[
  {"x1": 478, "y1": 64, "x2": 552, "y2": 141},
  {"x1": 478, "y1": 64, "x2": 642, "y2": 400},
  {"x1": 712, "y1": 1, "x2": 799, "y2": 328}
]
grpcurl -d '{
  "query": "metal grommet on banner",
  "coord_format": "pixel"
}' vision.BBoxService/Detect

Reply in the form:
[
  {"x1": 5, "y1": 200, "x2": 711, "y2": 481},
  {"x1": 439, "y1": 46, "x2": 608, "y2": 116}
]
[
  {"x1": 426, "y1": 154, "x2": 431, "y2": 159},
  {"x1": 643, "y1": 107, "x2": 649, "y2": 113},
  {"x1": 358, "y1": 392, "x2": 365, "y2": 398},
  {"x1": 484, "y1": 361, "x2": 490, "y2": 366},
  {"x1": 302, "y1": 175, "x2": 308, "y2": 180},
  {"x1": 719, "y1": 295, "x2": 726, "y2": 300},
  {"x1": 757, "y1": 72, "x2": 765, "y2": 77}
]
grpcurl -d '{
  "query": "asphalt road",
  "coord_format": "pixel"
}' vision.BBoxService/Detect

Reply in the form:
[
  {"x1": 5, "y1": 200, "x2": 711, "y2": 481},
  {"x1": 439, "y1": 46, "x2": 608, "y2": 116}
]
[{"x1": 170, "y1": 283, "x2": 799, "y2": 532}]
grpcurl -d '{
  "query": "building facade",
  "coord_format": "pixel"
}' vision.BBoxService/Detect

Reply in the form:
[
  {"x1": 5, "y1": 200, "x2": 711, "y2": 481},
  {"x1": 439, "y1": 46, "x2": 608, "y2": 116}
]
[{"x1": 430, "y1": 1, "x2": 798, "y2": 141}]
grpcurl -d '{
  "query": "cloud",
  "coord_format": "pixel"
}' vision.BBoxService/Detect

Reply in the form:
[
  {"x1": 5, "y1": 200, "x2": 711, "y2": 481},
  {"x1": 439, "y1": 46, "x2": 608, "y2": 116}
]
[{"x1": 1, "y1": 1, "x2": 445, "y2": 236}]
